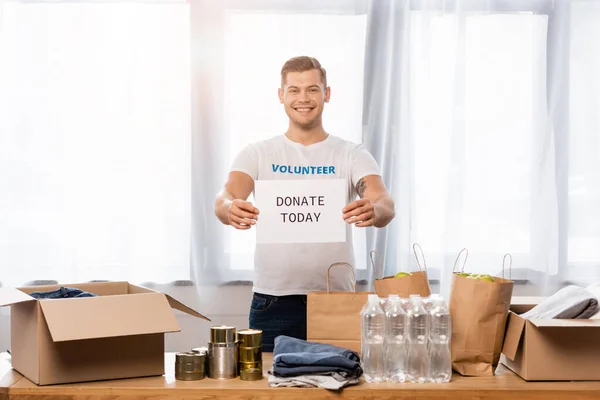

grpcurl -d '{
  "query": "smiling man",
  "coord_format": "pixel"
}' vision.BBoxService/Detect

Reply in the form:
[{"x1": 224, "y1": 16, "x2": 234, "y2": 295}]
[{"x1": 214, "y1": 56, "x2": 395, "y2": 351}]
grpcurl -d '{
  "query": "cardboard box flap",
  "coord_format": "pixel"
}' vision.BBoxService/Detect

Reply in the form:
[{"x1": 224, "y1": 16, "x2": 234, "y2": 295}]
[
  {"x1": 528, "y1": 318, "x2": 600, "y2": 328},
  {"x1": 39, "y1": 292, "x2": 181, "y2": 342},
  {"x1": 0, "y1": 287, "x2": 35, "y2": 307},
  {"x1": 502, "y1": 312, "x2": 526, "y2": 361},
  {"x1": 165, "y1": 294, "x2": 210, "y2": 321}
]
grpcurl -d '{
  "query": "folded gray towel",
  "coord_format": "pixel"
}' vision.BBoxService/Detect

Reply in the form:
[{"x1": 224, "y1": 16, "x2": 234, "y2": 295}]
[
  {"x1": 267, "y1": 371, "x2": 360, "y2": 390},
  {"x1": 521, "y1": 285, "x2": 599, "y2": 319}
]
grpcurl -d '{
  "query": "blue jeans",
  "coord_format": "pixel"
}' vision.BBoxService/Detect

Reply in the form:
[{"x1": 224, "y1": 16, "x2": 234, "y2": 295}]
[
  {"x1": 249, "y1": 292, "x2": 307, "y2": 352},
  {"x1": 29, "y1": 287, "x2": 97, "y2": 299}
]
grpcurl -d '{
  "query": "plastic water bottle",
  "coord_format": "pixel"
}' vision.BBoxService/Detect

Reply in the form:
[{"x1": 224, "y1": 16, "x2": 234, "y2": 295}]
[
  {"x1": 384, "y1": 295, "x2": 408, "y2": 382},
  {"x1": 429, "y1": 296, "x2": 452, "y2": 383},
  {"x1": 406, "y1": 295, "x2": 429, "y2": 383},
  {"x1": 361, "y1": 294, "x2": 385, "y2": 383},
  {"x1": 423, "y1": 293, "x2": 442, "y2": 312}
]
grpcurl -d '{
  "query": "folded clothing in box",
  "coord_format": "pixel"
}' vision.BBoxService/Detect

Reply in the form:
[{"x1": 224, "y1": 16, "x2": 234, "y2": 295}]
[
  {"x1": 586, "y1": 282, "x2": 600, "y2": 319},
  {"x1": 29, "y1": 286, "x2": 98, "y2": 299},
  {"x1": 520, "y1": 285, "x2": 598, "y2": 319}
]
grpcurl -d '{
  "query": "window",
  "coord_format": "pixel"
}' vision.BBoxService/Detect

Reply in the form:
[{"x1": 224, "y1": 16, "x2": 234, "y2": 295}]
[
  {"x1": 0, "y1": 1, "x2": 192, "y2": 285},
  {"x1": 409, "y1": 11, "x2": 550, "y2": 278},
  {"x1": 568, "y1": 0, "x2": 600, "y2": 277}
]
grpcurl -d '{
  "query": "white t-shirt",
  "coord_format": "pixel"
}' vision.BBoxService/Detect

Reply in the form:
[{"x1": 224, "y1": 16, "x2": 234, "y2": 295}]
[{"x1": 230, "y1": 134, "x2": 381, "y2": 296}]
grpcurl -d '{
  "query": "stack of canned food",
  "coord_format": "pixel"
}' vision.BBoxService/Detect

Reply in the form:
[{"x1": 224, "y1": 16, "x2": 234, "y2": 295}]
[{"x1": 175, "y1": 326, "x2": 263, "y2": 381}]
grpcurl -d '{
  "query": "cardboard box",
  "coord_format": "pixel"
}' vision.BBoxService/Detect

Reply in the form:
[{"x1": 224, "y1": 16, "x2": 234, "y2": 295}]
[
  {"x1": 501, "y1": 297, "x2": 600, "y2": 381},
  {"x1": 0, "y1": 281, "x2": 209, "y2": 385}
]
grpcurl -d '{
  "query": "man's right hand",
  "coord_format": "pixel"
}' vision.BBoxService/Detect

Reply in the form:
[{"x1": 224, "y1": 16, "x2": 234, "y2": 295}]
[{"x1": 228, "y1": 199, "x2": 259, "y2": 230}]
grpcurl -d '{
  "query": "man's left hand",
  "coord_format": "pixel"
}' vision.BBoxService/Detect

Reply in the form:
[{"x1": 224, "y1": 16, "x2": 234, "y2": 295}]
[{"x1": 342, "y1": 199, "x2": 376, "y2": 227}]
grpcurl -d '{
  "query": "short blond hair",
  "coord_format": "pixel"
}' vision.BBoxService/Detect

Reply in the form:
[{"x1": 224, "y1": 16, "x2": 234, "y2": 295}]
[{"x1": 280, "y1": 56, "x2": 327, "y2": 88}]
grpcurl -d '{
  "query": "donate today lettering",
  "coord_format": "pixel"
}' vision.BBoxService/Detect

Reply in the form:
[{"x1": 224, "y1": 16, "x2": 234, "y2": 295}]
[{"x1": 276, "y1": 195, "x2": 326, "y2": 223}]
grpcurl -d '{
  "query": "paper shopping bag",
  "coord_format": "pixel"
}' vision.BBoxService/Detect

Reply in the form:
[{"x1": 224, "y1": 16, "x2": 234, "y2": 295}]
[
  {"x1": 306, "y1": 262, "x2": 372, "y2": 353},
  {"x1": 450, "y1": 250, "x2": 514, "y2": 376},
  {"x1": 370, "y1": 243, "x2": 431, "y2": 298}
]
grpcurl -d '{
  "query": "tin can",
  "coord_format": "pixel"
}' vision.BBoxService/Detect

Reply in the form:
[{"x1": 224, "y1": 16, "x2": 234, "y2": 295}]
[
  {"x1": 175, "y1": 352, "x2": 205, "y2": 381},
  {"x1": 208, "y1": 342, "x2": 238, "y2": 379},
  {"x1": 191, "y1": 347, "x2": 209, "y2": 375},
  {"x1": 237, "y1": 328, "x2": 263, "y2": 381},
  {"x1": 191, "y1": 346, "x2": 208, "y2": 354},
  {"x1": 210, "y1": 325, "x2": 237, "y2": 344},
  {"x1": 207, "y1": 325, "x2": 238, "y2": 379},
  {"x1": 239, "y1": 360, "x2": 263, "y2": 381}
]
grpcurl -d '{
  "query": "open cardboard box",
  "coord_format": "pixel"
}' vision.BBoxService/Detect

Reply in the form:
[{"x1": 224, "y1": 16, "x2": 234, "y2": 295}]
[
  {"x1": 501, "y1": 297, "x2": 600, "y2": 381},
  {"x1": 0, "y1": 281, "x2": 210, "y2": 385}
]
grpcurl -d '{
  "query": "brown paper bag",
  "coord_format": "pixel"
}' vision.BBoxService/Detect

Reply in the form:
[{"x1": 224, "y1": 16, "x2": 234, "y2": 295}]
[
  {"x1": 306, "y1": 262, "x2": 371, "y2": 353},
  {"x1": 450, "y1": 250, "x2": 514, "y2": 376},
  {"x1": 370, "y1": 243, "x2": 431, "y2": 298}
]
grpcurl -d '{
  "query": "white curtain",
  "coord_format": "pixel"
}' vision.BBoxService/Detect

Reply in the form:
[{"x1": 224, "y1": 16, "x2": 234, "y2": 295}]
[
  {"x1": 364, "y1": 0, "x2": 600, "y2": 298},
  {"x1": 0, "y1": 0, "x2": 192, "y2": 286},
  {"x1": 568, "y1": 0, "x2": 600, "y2": 284},
  {"x1": 1, "y1": 0, "x2": 599, "y2": 297},
  {"x1": 364, "y1": 0, "x2": 567, "y2": 298}
]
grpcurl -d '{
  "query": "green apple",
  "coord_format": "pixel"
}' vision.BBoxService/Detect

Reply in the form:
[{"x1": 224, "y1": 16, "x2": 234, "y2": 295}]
[
  {"x1": 394, "y1": 272, "x2": 412, "y2": 278},
  {"x1": 455, "y1": 272, "x2": 471, "y2": 277},
  {"x1": 477, "y1": 274, "x2": 495, "y2": 282}
]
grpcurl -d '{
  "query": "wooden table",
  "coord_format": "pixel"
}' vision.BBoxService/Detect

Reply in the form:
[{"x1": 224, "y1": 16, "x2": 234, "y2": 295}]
[
  {"x1": 2, "y1": 352, "x2": 600, "y2": 400},
  {"x1": 0, "y1": 353, "x2": 21, "y2": 400}
]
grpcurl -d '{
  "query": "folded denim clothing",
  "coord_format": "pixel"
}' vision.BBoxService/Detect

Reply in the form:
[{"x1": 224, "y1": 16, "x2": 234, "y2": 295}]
[
  {"x1": 520, "y1": 285, "x2": 599, "y2": 319},
  {"x1": 29, "y1": 286, "x2": 98, "y2": 299},
  {"x1": 272, "y1": 335, "x2": 362, "y2": 378},
  {"x1": 586, "y1": 282, "x2": 600, "y2": 319},
  {"x1": 267, "y1": 370, "x2": 360, "y2": 390}
]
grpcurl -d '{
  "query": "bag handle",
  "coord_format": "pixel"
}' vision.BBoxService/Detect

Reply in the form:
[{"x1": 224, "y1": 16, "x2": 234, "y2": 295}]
[
  {"x1": 412, "y1": 243, "x2": 427, "y2": 272},
  {"x1": 326, "y1": 262, "x2": 356, "y2": 293},
  {"x1": 503, "y1": 253, "x2": 512, "y2": 280},
  {"x1": 369, "y1": 250, "x2": 384, "y2": 280},
  {"x1": 452, "y1": 248, "x2": 469, "y2": 273}
]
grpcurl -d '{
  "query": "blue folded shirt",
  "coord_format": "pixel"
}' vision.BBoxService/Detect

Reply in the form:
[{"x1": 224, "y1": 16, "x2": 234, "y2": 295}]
[{"x1": 272, "y1": 335, "x2": 363, "y2": 378}]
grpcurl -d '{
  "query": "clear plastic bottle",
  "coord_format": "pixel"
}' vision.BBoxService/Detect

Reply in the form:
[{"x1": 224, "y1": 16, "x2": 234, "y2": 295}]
[
  {"x1": 428, "y1": 296, "x2": 452, "y2": 383},
  {"x1": 406, "y1": 295, "x2": 430, "y2": 383},
  {"x1": 384, "y1": 295, "x2": 408, "y2": 382},
  {"x1": 423, "y1": 293, "x2": 442, "y2": 312},
  {"x1": 361, "y1": 294, "x2": 385, "y2": 383}
]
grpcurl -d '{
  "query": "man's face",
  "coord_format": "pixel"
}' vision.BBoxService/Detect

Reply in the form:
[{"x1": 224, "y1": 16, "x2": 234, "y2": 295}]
[{"x1": 278, "y1": 69, "x2": 330, "y2": 131}]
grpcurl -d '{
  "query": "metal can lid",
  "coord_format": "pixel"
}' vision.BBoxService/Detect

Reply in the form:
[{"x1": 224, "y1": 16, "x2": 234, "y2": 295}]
[
  {"x1": 210, "y1": 325, "x2": 237, "y2": 344},
  {"x1": 237, "y1": 328, "x2": 263, "y2": 347}
]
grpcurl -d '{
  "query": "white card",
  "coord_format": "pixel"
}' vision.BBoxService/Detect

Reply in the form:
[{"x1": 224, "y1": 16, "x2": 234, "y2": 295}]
[{"x1": 254, "y1": 179, "x2": 347, "y2": 244}]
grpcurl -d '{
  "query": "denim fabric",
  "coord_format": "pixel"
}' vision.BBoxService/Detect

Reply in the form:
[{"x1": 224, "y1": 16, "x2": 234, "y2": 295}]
[
  {"x1": 248, "y1": 292, "x2": 306, "y2": 352},
  {"x1": 272, "y1": 335, "x2": 362, "y2": 378},
  {"x1": 29, "y1": 286, "x2": 97, "y2": 299}
]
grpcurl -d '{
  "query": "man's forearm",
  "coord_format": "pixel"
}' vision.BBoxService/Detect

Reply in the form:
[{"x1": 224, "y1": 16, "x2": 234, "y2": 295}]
[
  {"x1": 373, "y1": 195, "x2": 395, "y2": 228},
  {"x1": 214, "y1": 190, "x2": 234, "y2": 225}
]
